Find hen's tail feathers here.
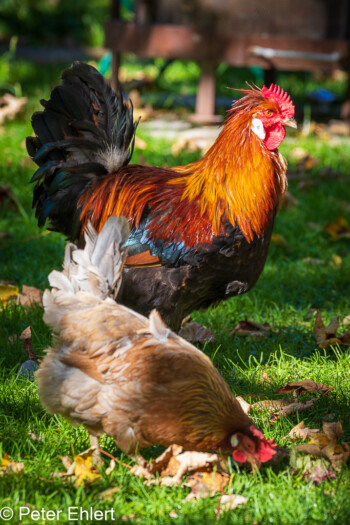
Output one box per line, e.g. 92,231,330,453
43,216,129,331
26,61,139,240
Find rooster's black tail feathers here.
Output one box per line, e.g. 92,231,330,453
26,61,138,240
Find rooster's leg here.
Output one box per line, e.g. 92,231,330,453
89,434,101,464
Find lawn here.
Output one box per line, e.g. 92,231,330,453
0,59,350,524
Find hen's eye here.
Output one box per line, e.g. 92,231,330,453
265,110,273,117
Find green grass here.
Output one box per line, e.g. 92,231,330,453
0,60,350,524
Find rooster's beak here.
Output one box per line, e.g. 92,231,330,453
283,117,297,129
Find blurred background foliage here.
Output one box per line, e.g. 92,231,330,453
0,0,111,47
0,0,348,119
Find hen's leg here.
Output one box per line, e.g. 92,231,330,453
89,434,101,464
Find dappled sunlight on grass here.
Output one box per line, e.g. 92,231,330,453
0,59,350,524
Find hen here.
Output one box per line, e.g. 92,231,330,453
37,217,276,469
27,62,296,330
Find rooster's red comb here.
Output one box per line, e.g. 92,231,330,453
261,84,295,119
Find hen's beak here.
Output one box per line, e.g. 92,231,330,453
283,117,297,129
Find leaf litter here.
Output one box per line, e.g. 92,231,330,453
237,379,333,421
179,318,216,344
289,421,349,483
0,453,25,475
314,311,350,348
232,319,272,339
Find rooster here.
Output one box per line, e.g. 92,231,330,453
37,216,277,469
27,62,296,330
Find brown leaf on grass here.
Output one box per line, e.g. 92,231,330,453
251,398,290,411
314,311,350,349
184,471,229,500
276,379,333,395
0,283,19,305
179,322,216,344
133,445,227,488
0,94,27,123
290,448,336,484
60,456,73,472
232,320,271,339
323,421,343,441
252,398,317,419
324,216,350,240
287,421,321,441
294,421,349,472
215,494,248,517
278,398,318,417
0,453,25,475
17,285,43,307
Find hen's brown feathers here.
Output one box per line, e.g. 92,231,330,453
37,217,275,463
40,299,250,452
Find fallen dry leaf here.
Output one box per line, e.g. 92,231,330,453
0,94,27,123
314,311,350,349
324,216,350,240
132,445,227,488
216,494,248,517
17,285,43,307
232,319,271,339
251,399,290,411
276,379,333,395
73,455,101,486
252,398,317,419
287,421,321,441
290,448,336,484
60,456,73,472
294,421,349,473
0,453,25,475
278,398,318,418
55,451,102,486
184,470,229,500
0,283,19,305
179,322,216,344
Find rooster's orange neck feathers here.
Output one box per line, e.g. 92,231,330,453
172,98,287,241
80,90,288,247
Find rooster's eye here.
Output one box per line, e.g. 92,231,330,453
265,110,273,117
